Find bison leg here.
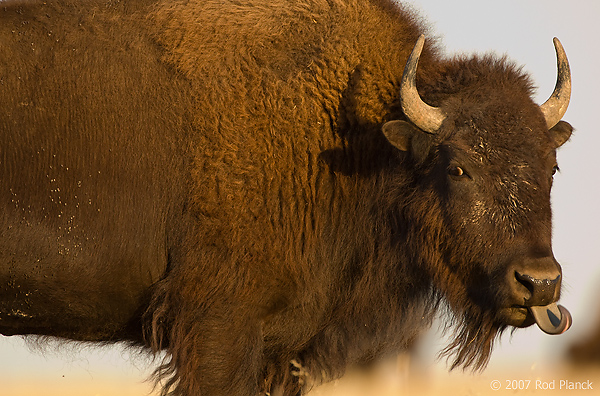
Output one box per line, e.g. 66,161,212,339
156,302,265,396
147,228,273,395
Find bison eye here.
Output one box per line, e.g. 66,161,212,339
552,164,560,176
448,165,467,178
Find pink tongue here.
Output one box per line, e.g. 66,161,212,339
529,303,572,335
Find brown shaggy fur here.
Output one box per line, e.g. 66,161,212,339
0,1,573,395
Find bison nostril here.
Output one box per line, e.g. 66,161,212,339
515,271,534,299
515,272,561,306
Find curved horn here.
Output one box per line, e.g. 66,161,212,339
400,35,446,133
540,38,571,129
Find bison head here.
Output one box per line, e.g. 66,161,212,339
382,36,572,368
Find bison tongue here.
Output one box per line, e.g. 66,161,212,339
529,303,572,335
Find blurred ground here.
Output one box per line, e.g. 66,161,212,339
3,352,599,396
309,358,600,396
3,322,599,396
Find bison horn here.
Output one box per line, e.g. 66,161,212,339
400,35,446,133
539,38,571,129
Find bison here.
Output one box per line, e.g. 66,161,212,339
570,318,600,366
0,0,573,395
569,288,600,365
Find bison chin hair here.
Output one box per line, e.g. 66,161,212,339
438,301,508,371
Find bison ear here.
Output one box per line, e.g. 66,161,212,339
382,120,421,152
549,120,573,148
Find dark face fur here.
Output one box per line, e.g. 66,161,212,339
383,63,573,368
435,98,563,318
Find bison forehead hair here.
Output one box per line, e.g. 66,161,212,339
0,0,573,395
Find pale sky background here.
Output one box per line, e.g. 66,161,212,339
1,1,599,395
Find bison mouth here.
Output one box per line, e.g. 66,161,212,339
501,303,571,334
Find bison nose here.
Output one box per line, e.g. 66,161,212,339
515,272,561,306
511,256,562,306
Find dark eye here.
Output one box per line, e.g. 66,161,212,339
552,165,559,176
448,166,467,178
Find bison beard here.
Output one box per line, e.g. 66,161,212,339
0,0,573,395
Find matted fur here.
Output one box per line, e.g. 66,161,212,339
0,0,573,395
